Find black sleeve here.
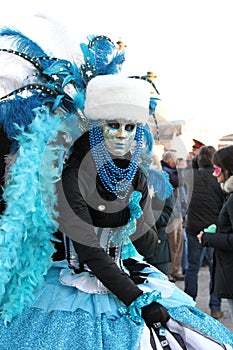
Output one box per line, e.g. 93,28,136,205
73,242,143,306
202,197,233,251
202,232,233,251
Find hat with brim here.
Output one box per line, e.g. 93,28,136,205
84,74,152,123
192,139,205,149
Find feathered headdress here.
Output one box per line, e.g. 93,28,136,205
0,29,125,140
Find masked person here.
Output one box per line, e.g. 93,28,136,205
0,29,232,350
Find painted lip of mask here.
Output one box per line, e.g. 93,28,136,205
213,165,222,177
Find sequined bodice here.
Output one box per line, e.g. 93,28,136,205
65,228,124,274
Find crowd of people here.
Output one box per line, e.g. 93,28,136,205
149,139,233,326
0,23,232,350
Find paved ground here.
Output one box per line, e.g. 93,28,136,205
175,265,233,333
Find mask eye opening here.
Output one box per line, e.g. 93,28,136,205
107,122,120,130
125,123,136,132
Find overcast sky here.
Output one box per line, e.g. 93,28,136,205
0,0,232,144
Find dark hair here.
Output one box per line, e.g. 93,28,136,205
213,145,233,176
197,146,216,168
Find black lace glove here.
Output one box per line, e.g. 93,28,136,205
141,301,170,327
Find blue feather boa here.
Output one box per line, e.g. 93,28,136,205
0,106,65,323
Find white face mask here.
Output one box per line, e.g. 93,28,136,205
102,120,137,156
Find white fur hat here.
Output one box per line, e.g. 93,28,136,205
84,74,152,123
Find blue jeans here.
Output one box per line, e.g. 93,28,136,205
184,234,221,311
182,228,188,274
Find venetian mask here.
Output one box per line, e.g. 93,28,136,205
102,119,137,156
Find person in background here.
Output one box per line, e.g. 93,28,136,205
190,138,209,268
145,145,175,276
197,145,233,323
184,146,224,319
161,150,187,282
192,139,205,158
176,157,189,276
189,138,206,169
137,124,175,277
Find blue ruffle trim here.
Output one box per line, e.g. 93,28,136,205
24,260,189,317
30,261,193,318
110,190,142,246
32,263,125,318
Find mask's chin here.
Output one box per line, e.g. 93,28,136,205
105,140,136,157
106,144,130,157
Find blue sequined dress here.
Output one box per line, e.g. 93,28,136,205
0,235,233,350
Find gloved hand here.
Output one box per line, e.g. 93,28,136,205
141,301,170,327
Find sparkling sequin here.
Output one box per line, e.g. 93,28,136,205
0,309,143,350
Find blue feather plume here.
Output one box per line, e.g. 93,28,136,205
0,28,48,58
91,36,125,75
80,43,95,66
143,124,154,156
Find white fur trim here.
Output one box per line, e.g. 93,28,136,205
84,75,151,123
221,175,233,193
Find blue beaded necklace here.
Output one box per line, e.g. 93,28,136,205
89,121,144,199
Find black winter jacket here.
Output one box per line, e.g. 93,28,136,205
185,167,224,236
57,131,158,306
201,176,233,298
